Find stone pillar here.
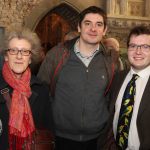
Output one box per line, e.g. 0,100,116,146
107,0,128,15
120,0,128,15
145,0,150,17
106,0,116,15
115,0,120,15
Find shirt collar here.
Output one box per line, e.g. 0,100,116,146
74,38,100,55
130,65,150,78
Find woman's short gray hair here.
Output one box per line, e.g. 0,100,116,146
1,27,42,64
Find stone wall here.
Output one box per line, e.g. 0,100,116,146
0,0,100,31
0,0,150,50
0,0,41,31
106,0,150,51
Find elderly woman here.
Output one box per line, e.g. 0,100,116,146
0,28,53,150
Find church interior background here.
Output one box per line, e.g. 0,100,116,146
0,0,150,57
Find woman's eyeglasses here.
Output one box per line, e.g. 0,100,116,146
7,48,31,56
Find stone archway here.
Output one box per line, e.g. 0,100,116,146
35,3,79,52
24,0,80,30
24,1,81,52
24,0,102,30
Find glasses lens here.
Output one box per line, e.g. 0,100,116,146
8,49,17,55
8,49,31,56
22,50,31,56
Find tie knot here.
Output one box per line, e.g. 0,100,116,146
132,74,139,81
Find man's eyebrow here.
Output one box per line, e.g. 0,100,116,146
97,21,104,24
83,20,104,24
83,20,91,23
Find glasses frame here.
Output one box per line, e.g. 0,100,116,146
128,44,150,53
7,48,32,56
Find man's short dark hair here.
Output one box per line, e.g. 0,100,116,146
78,6,107,29
127,25,150,47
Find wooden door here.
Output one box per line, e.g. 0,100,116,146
35,3,79,53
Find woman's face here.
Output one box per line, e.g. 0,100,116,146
5,38,32,78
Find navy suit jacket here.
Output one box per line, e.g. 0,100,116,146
109,70,150,150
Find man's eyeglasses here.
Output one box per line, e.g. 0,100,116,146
7,48,31,56
128,44,150,52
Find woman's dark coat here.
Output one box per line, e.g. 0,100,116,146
0,73,53,150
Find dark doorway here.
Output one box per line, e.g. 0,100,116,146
35,3,79,53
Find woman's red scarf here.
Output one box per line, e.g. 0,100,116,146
2,62,35,150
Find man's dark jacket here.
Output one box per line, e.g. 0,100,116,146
38,38,114,143
108,70,150,150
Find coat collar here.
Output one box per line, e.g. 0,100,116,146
64,37,106,55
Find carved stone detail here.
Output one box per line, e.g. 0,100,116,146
107,17,150,29
107,0,148,17
106,16,150,49
128,1,144,16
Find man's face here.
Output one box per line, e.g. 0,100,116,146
78,13,107,45
128,34,150,70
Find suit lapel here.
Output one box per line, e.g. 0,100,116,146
137,76,150,118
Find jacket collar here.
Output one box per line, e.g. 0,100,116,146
64,37,106,55
64,37,78,51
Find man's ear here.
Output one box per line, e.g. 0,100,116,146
77,24,81,33
103,26,107,36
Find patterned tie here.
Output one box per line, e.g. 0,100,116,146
116,74,139,149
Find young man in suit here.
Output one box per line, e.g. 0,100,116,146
109,25,150,150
